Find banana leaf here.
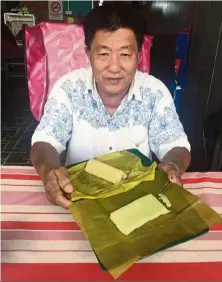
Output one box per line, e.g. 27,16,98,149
69,150,157,201
68,150,222,279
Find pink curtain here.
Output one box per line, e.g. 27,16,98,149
25,23,153,121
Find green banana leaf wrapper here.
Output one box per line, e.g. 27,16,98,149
69,150,157,201
68,150,222,279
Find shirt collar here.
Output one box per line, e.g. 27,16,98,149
127,71,142,102
85,67,142,102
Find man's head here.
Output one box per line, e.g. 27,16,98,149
83,3,145,98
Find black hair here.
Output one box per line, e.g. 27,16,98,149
83,2,145,51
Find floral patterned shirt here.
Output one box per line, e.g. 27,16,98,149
32,67,190,165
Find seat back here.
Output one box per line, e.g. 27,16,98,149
25,22,152,121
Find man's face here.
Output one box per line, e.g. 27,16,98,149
88,28,139,97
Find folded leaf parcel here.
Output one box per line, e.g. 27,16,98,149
68,150,222,279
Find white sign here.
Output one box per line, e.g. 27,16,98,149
48,1,63,21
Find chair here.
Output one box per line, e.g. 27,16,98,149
25,22,153,121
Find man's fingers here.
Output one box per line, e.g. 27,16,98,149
46,191,53,203
55,192,72,209
48,185,71,209
45,180,72,209
54,168,73,193
158,163,183,187
168,173,183,187
168,173,177,182
43,166,73,210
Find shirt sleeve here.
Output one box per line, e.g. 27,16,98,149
31,78,73,154
148,79,191,161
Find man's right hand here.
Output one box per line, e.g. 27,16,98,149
42,166,74,209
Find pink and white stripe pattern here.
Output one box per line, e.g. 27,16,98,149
1,166,222,281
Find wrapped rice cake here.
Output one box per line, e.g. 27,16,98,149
69,150,222,279
110,194,170,235
85,159,127,184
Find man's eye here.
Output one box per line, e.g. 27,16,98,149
121,53,131,57
99,53,109,56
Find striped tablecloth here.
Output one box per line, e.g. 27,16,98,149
1,166,222,281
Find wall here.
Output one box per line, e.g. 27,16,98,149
20,1,92,23
63,1,92,17
142,1,192,35
141,1,193,87
20,1,49,23
180,1,222,171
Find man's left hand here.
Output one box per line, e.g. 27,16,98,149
158,163,183,187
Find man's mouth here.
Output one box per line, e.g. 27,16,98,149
105,78,123,84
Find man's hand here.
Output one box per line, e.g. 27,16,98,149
30,143,73,209
158,163,183,187
42,166,73,209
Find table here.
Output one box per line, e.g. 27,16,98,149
1,166,222,281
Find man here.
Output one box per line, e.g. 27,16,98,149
31,3,191,209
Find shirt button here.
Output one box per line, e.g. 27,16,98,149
109,146,112,150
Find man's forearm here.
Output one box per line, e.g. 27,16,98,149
30,142,61,179
161,147,191,174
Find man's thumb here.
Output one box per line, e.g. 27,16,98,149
168,173,177,183
54,168,73,193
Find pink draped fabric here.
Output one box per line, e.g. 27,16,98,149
25,23,153,121
138,35,153,73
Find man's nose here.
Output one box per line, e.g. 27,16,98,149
107,54,122,73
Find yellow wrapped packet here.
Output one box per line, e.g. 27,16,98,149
85,158,128,184
68,151,157,201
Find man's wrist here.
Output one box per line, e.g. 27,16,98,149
159,162,181,175
160,147,191,175
166,161,181,174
